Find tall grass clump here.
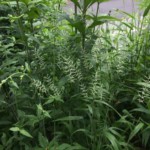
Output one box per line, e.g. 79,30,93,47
0,0,150,149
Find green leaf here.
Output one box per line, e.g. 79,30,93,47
43,110,51,118
132,108,150,115
10,80,19,89
54,116,83,122
10,127,20,132
88,15,120,28
88,20,104,28
20,129,33,138
97,16,121,22
44,95,63,105
71,0,81,9
68,20,85,34
143,3,150,17
122,22,133,30
142,126,150,147
25,115,39,127
8,14,24,22
44,97,54,105
20,0,31,5
94,100,121,117
115,9,135,19
105,131,119,150
25,62,31,73
3,59,18,67
70,143,87,150
38,133,49,148
72,129,90,138
57,143,71,150
86,104,93,114
137,82,150,88
37,104,51,118
128,122,144,141
27,7,40,20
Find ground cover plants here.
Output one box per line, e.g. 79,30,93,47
0,0,150,149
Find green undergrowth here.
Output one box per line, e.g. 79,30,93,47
0,0,150,149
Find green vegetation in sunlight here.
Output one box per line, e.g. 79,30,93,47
136,0,150,9
0,0,150,149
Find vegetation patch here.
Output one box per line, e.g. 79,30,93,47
0,0,150,149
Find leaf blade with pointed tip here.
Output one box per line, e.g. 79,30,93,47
20,129,33,138
128,122,144,142
143,3,150,17
88,16,121,28
10,127,20,132
137,82,150,88
54,116,83,122
71,0,81,9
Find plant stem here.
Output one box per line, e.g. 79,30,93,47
74,3,77,34
15,0,30,63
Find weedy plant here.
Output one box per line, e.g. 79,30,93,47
0,0,150,150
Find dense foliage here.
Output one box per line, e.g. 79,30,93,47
0,0,150,149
